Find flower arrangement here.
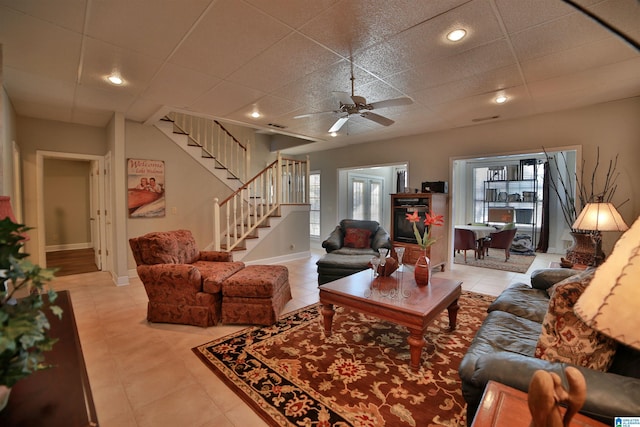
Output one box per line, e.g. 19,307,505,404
406,211,444,250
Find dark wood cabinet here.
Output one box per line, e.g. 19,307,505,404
390,193,448,270
0,290,98,427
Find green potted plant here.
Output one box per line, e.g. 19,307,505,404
0,217,61,411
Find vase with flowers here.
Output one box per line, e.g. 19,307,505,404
406,211,444,286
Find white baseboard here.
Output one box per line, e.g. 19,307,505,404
243,251,311,266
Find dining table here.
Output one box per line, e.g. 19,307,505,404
454,225,498,259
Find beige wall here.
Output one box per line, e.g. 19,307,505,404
308,97,640,255
43,158,91,248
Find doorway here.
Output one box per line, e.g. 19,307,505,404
337,163,408,233
36,151,106,272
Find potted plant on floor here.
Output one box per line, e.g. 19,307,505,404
0,217,61,411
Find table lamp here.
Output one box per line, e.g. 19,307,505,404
571,201,628,266
0,196,18,222
574,215,640,351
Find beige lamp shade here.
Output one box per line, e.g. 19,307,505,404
572,202,628,232
574,215,640,350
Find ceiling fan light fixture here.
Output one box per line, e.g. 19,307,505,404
495,95,508,104
330,131,337,137
251,111,261,118
446,29,467,42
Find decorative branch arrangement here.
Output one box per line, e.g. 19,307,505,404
544,147,629,231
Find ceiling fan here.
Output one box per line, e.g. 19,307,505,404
294,73,413,134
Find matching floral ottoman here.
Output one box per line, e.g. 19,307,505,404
221,265,291,325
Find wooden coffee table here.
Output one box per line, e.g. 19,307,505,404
319,269,462,370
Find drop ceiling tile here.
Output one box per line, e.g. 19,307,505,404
494,0,581,33
80,37,162,93
226,32,343,93
75,84,137,113
4,67,76,107
141,63,221,108
521,36,639,83
0,7,82,81
12,97,73,124
299,0,472,57
226,95,299,125
510,12,614,61
528,57,640,112
353,0,506,79
412,64,523,107
244,0,339,29
589,0,640,38
0,0,88,33
86,0,211,59
169,0,292,78
191,81,265,117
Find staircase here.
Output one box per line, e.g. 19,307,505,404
155,112,309,259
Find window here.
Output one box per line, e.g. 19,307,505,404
309,172,320,237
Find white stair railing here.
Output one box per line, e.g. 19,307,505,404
213,153,309,252
166,112,249,182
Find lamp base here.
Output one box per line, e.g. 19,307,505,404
566,231,604,266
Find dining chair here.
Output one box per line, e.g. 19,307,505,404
454,228,477,263
487,228,518,261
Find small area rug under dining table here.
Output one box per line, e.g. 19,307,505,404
192,291,494,426
453,251,536,273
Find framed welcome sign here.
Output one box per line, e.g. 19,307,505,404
127,158,165,218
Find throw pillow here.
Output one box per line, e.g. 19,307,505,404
535,270,618,371
343,228,372,249
545,268,595,297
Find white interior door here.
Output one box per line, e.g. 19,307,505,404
90,161,102,269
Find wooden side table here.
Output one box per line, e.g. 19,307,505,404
471,381,607,427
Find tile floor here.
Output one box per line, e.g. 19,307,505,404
49,249,559,427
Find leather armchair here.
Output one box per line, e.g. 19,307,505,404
129,229,244,327
316,219,392,285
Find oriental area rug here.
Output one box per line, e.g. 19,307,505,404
192,291,494,427
453,252,535,273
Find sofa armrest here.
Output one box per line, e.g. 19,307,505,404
322,226,343,252
199,251,233,262
469,352,640,423
371,227,391,251
530,268,582,290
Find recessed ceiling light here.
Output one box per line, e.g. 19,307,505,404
107,75,123,85
495,95,508,104
447,29,467,42
251,111,261,118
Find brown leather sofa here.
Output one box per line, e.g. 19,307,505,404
129,229,244,327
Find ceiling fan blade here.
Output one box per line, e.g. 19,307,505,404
368,96,413,110
328,116,349,133
360,111,394,126
332,91,355,106
294,110,337,119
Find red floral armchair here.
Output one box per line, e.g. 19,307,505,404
129,229,244,327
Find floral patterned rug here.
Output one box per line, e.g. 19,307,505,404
193,291,494,427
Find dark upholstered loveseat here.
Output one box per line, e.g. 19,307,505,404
316,219,392,285
459,268,640,425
